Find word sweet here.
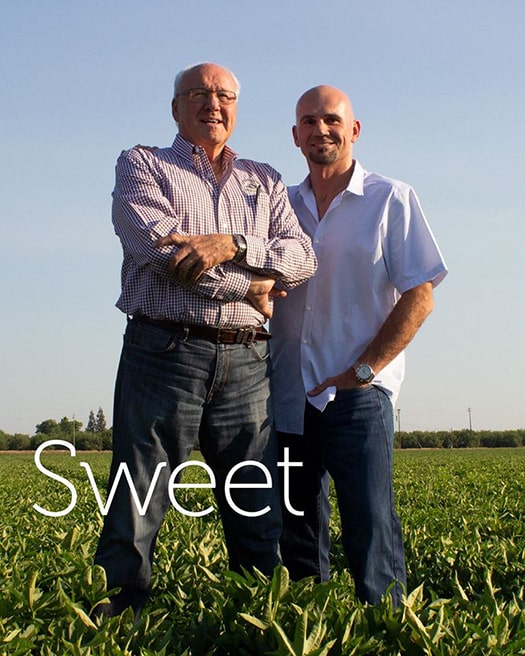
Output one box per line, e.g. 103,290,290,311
32,439,304,518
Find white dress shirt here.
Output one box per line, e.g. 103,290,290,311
270,161,448,434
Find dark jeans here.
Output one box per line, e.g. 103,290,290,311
278,385,406,605
95,319,282,609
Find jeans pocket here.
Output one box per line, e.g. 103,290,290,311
125,321,179,354
334,385,373,400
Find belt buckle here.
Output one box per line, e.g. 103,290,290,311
235,327,257,345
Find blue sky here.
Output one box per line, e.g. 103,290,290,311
1,0,524,435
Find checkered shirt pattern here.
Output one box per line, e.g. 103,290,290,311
112,135,316,328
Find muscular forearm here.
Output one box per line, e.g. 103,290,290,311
308,282,434,396
358,282,435,374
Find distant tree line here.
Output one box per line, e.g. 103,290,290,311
0,408,113,451
1,416,524,451
394,429,525,449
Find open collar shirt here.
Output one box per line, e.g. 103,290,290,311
270,160,448,434
112,134,316,328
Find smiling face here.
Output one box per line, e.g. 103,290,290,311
293,86,360,172
172,63,238,161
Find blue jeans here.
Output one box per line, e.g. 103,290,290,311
95,318,282,606
278,385,406,605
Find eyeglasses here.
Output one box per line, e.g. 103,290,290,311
177,87,238,105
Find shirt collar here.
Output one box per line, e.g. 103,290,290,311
172,133,238,166
346,160,365,196
298,159,365,199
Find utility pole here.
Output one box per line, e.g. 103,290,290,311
467,407,472,432
73,413,76,448
396,408,401,433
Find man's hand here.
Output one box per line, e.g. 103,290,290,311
155,233,237,284
246,275,287,320
307,369,365,397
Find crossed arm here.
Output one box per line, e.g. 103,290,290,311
154,232,286,319
155,233,240,283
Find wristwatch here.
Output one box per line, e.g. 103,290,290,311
353,362,375,384
231,234,247,263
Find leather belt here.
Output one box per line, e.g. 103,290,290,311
133,316,271,345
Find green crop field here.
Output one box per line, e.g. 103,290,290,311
1,448,524,655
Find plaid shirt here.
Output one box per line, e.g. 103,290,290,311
112,135,316,328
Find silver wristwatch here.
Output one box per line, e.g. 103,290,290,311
231,234,247,263
353,363,375,384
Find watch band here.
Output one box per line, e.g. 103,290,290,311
231,234,247,263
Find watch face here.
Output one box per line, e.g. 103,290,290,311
356,364,374,382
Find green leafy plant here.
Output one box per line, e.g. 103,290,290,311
1,449,524,654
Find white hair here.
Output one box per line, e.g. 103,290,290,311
173,62,241,99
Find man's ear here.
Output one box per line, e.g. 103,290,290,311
171,98,179,123
352,119,361,143
292,125,299,147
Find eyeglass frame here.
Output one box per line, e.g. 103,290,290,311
176,87,238,105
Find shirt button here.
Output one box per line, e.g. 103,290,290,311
306,306,312,311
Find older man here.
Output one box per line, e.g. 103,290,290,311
271,85,447,605
94,63,316,619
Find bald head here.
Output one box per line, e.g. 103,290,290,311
293,85,361,170
295,85,355,123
